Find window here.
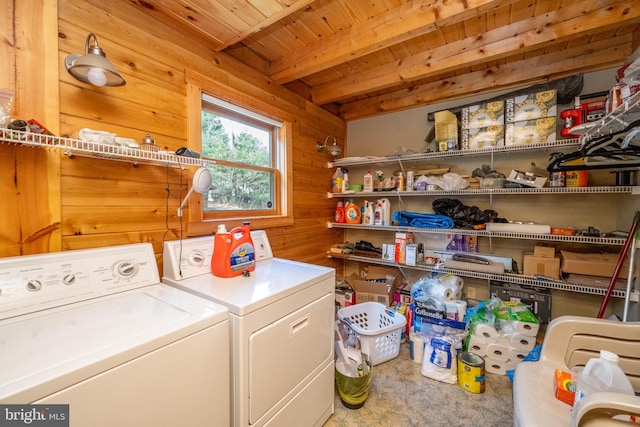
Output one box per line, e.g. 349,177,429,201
185,72,293,234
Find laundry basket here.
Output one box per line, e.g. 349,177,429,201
337,302,407,366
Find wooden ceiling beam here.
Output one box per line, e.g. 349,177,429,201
269,0,519,83
338,35,632,120
313,0,640,105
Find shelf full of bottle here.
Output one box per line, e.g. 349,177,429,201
0,128,210,168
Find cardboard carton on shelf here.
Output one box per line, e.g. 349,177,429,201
349,265,401,306
523,253,561,280
461,100,505,129
505,89,557,123
560,250,629,279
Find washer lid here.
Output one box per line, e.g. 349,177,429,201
163,258,334,316
0,284,228,402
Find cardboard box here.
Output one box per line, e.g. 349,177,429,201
523,254,561,280
381,243,395,261
490,281,552,324
434,110,459,151
506,169,548,188
461,125,505,150
335,286,355,308
461,101,505,129
560,251,628,279
405,243,424,266
394,281,413,305
395,232,415,264
445,234,478,252
505,117,556,146
534,244,556,258
347,272,397,306
554,369,575,406
505,89,557,122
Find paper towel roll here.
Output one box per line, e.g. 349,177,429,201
485,358,508,375
509,348,529,363
500,320,540,337
506,333,536,352
467,336,488,357
456,300,467,321
425,282,457,301
472,323,499,343
487,343,510,362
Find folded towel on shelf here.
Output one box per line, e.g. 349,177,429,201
392,211,455,229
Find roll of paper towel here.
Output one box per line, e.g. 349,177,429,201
485,358,508,375
467,336,488,357
499,320,540,337
456,300,467,321
506,333,536,351
487,343,510,362
509,348,529,363
472,323,499,343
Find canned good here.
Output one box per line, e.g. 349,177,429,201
406,171,414,191
458,351,485,393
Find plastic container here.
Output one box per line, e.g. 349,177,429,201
363,201,374,225
332,168,343,193
345,199,361,224
341,168,350,193
573,350,634,409
211,222,256,278
363,171,374,192
337,302,407,366
335,201,346,223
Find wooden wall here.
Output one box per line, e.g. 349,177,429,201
1,0,345,271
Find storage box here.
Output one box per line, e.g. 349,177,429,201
505,117,556,146
434,110,459,152
506,169,548,188
350,265,401,305
405,243,424,266
505,89,557,122
394,281,412,305
534,244,556,258
395,232,415,264
560,251,629,279
381,243,396,261
445,234,478,252
554,369,575,406
461,125,505,150
489,281,552,324
523,254,561,280
461,101,505,129
335,282,355,309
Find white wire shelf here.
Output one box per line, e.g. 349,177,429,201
0,128,210,168
327,185,637,198
328,139,581,168
327,253,632,298
327,222,627,245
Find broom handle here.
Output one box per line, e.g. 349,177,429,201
597,210,640,318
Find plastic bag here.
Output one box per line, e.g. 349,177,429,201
424,173,469,191
0,89,15,128
432,198,501,228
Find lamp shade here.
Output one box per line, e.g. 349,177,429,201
65,33,126,87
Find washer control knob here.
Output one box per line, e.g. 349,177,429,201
26,280,43,292
62,273,76,286
188,251,205,267
114,261,138,278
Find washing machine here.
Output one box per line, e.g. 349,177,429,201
0,243,230,427
162,231,335,427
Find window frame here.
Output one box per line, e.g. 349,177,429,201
185,70,293,236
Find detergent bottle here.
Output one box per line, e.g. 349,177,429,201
335,201,346,223
345,199,361,224
211,222,256,278
332,168,344,193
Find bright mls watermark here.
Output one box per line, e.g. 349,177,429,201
0,405,69,426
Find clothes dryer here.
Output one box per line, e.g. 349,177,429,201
162,231,335,427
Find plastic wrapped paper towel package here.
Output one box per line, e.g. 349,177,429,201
463,298,539,376
485,222,551,234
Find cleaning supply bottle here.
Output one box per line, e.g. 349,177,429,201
374,200,383,226
363,200,374,225
572,350,634,418
380,198,391,225
345,199,361,224
211,222,256,278
363,171,374,192
332,167,344,193
342,168,350,193
397,172,405,192
335,201,346,223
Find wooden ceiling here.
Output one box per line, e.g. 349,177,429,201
129,0,639,120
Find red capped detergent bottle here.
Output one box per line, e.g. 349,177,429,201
212,222,256,278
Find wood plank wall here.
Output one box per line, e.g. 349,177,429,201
1,0,345,273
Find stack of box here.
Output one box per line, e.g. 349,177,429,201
523,244,561,280
461,101,505,150
505,89,557,146
395,232,415,264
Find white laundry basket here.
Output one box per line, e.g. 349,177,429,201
337,302,407,366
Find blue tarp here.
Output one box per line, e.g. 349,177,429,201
392,211,455,229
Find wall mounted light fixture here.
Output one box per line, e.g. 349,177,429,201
316,135,343,158
65,33,126,87
178,167,213,217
